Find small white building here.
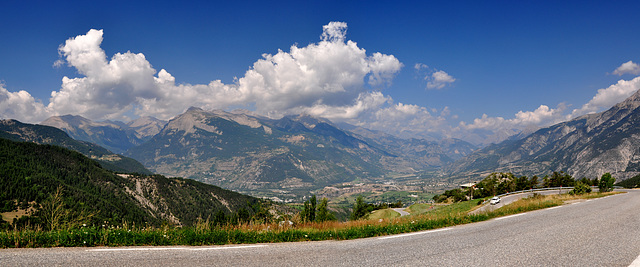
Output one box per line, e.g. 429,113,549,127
460,182,476,189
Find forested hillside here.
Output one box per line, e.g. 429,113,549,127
0,119,151,174
0,138,264,229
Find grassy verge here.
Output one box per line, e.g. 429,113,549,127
0,192,618,248
406,203,435,214
367,209,400,220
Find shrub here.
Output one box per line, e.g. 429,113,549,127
599,173,615,192
570,182,591,195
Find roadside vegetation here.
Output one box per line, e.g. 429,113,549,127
0,138,622,248
0,190,618,248
433,171,614,203
350,195,403,220
616,173,640,188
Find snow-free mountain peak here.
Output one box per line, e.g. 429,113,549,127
449,88,640,181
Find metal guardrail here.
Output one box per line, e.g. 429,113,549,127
496,186,573,198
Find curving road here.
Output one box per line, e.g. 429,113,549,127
3,190,640,266
471,188,573,214
392,208,410,216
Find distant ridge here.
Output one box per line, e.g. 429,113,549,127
449,88,640,181
40,115,167,154
34,109,477,197
125,108,388,193
0,119,151,174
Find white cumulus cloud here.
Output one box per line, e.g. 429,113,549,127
458,74,640,145
427,70,456,89
321,21,348,42
613,61,640,76
7,22,637,148
570,76,640,117
48,29,162,120
0,83,49,122
44,23,402,121
293,91,391,120
461,104,567,131
415,63,455,90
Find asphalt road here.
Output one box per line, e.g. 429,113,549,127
3,190,640,266
472,188,573,214
392,207,410,216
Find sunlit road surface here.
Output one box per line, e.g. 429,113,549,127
2,190,640,266
471,188,573,214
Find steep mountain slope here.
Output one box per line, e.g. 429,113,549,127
40,115,145,154
449,88,640,181
0,138,260,227
126,108,387,194
0,119,150,174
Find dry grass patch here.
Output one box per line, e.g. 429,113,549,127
367,209,400,220
1,201,37,224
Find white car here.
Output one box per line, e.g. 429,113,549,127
490,196,501,205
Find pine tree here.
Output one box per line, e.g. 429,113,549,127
309,195,316,222
350,195,367,221
316,197,335,222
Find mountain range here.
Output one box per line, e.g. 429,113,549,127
343,125,476,171
40,115,166,154
126,107,390,194
29,88,640,198
34,108,475,198
448,88,640,181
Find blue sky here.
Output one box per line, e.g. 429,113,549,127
1,1,639,144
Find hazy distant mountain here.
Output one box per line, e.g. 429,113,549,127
449,89,640,181
36,108,480,195
344,125,476,171
125,107,389,194
126,116,167,140
0,119,151,174
40,115,144,154
506,125,541,141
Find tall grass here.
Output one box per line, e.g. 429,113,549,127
0,192,618,248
